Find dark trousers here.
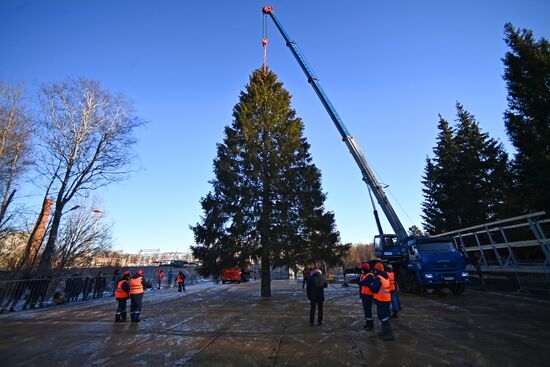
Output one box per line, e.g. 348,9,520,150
375,299,391,324
116,298,127,316
130,293,143,319
178,282,185,292
309,300,323,324
361,296,373,322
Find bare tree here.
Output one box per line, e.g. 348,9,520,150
35,79,144,275
53,202,113,269
0,81,33,232
342,243,375,268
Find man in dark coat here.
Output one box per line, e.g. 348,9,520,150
307,267,328,326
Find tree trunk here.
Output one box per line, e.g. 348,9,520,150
35,201,63,276
260,240,271,297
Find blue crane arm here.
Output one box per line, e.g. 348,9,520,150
263,6,408,242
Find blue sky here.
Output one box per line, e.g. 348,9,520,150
1,1,549,253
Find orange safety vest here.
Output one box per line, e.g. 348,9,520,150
388,271,396,292
373,275,391,302
115,279,129,299
130,277,144,295
360,273,374,296
177,274,184,283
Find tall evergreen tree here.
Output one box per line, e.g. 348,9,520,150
503,23,550,213
191,69,347,297
422,104,510,234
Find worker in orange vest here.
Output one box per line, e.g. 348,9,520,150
114,271,131,322
177,271,186,292
385,264,401,318
130,269,144,322
349,262,375,330
369,262,394,341
157,268,164,289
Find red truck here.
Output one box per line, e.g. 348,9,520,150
221,268,242,284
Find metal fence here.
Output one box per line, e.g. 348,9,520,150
436,211,550,294
0,266,200,313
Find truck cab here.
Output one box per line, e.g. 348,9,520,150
375,235,469,293
221,268,242,284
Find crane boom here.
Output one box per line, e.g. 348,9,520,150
262,6,408,242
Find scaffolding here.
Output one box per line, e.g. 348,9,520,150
436,211,550,294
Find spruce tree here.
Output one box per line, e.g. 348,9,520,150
191,69,347,297
422,105,510,234
503,23,550,213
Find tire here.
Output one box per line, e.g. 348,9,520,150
449,283,465,295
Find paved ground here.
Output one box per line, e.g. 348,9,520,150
0,280,549,366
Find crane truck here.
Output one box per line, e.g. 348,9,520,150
262,6,469,294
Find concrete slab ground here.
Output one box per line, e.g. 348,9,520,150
0,280,549,366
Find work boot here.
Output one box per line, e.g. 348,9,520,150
114,314,121,322
121,312,127,321
363,319,374,330
133,312,141,323
380,322,395,341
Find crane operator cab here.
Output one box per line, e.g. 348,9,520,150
374,234,405,259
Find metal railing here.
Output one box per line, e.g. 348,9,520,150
0,267,200,313
436,211,550,294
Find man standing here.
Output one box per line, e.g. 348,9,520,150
177,271,186,292
306,267,327,326
302,267,310,289
369,263,394,341
385,264,401,318
115,271,130,322
130,269,144,323
349,262,375,330
167,269,174,288
157,268,164,289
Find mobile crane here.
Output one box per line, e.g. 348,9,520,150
262,6,469,294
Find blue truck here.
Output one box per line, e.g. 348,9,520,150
263,6,469,294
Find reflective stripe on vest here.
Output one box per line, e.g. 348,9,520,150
388,271,396,291
130,277,144,294
115,279,129,299
373,275,391,302
360,273,373,295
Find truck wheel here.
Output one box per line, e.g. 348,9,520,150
449,283,465,295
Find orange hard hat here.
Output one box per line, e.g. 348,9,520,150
361,262,370,271
136,269,144,276
123,271,131,276
374,263,385,272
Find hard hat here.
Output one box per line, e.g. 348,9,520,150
136,269,144,276
385,264,394,272
374,262,385,272
123,271,131,276
360,262,370,271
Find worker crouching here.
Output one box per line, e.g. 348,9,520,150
349,262,375,330
115,271,131,322
369,263,395,341
130,269,145,323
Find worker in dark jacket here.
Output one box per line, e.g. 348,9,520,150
115,271,131,322
307,267,328,326
349,262,375,329
130,269,144,322
302,267,310,289
369,262,394,341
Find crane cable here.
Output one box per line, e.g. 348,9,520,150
262,12,268,76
